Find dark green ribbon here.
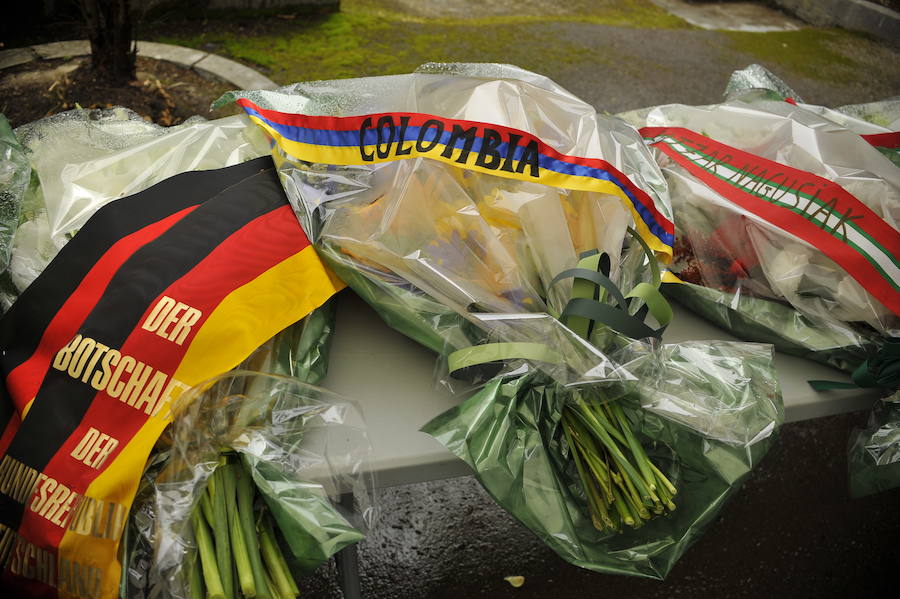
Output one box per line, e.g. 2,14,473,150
550,266,628,310
447,228,673,375
561,297,659,340
553,229,671,341
808,338,900,391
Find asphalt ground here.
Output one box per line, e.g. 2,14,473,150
130,0,900,112
303,413,900,598
367,0,900,110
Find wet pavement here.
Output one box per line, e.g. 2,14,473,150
356,0,900,112
302,412,899,598
650,0,803,32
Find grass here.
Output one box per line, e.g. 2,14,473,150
723,28,865,84
148,0,891,96
152,0,688,84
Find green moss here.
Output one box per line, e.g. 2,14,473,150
723,29,864,83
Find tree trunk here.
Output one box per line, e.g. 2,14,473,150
80,0,136,85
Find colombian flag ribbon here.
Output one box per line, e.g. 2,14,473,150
236,100,675,261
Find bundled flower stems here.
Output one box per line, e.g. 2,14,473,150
564,394,677,531
190,452,300,599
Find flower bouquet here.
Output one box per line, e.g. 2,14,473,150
619,65,900,495
221,63,783,578
0,108,349,597
140,371,374,599
618,65,899,374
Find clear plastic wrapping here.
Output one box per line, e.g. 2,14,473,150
0,115,29,275
424,339,780,579
120,300,340,599
15,108,270,245
848,393,900,497
146,371,373,599
1,106,350,596
0,114,32,312
301,155,651,390
619,66,900,370
636,341,781,446
622,65,899,501
233,60,680,389
6,108,270,302
226,63,783,578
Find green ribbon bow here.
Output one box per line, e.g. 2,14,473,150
808,338,900,391
448,228,672,375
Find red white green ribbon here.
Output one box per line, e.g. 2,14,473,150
640,127,900,316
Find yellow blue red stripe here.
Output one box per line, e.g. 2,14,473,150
237,99,675,259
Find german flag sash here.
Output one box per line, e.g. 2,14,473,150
0,157,344,598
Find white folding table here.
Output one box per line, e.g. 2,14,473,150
321,291,882,489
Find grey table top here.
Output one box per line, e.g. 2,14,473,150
320,292,880,489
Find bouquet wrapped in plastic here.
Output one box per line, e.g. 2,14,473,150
2,107,271,311
0,108,346,597
618,65,899,376
221,63,783,578
119,300,339,598
619,65,900,495
138,371,373,599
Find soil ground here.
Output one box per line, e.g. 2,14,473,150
0,56,239,128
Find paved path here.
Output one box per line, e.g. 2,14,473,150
0,40,277,90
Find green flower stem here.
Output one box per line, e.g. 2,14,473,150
283,552,301,596
610,486,635,527
618,463,650,519
564,421,610,530
237,464,271,599
649,461,678,497
564,413,614,502
574,396,628,447
192,510,226,599
581,449,617,507
563,389,679,530
221,458,236,517
577,406,655,504
230,509,255,597
222,460,256,598
201,489,215,528
654,477,671,506
593,486,616,531
259,514,299,598
262,566,279,599
610,463,641,520
190,553,204,599
654,477,676,511
210,467,235,599
610,403,658,494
